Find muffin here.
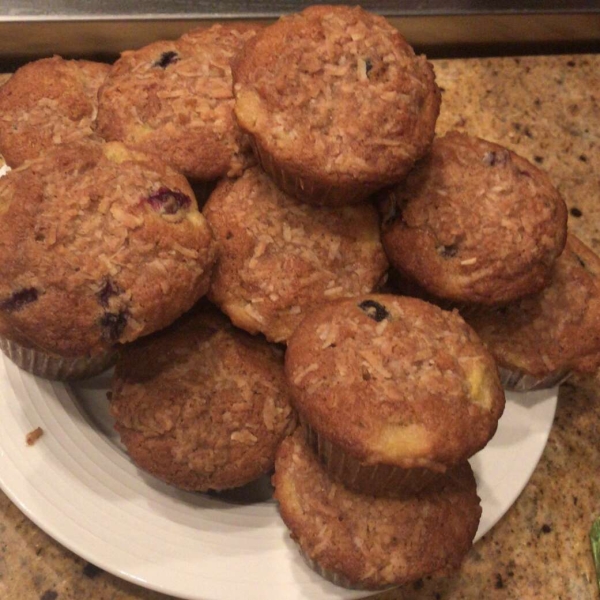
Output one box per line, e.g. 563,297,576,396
0,56,109,168
285,294,505,495
273,428,481,590
96,24,260,181
381,131,568,305
233,5,440,206
110,306,295,492
203,166,388,343
0,141,216,379
464,234,600,391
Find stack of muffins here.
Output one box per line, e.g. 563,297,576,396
0,3,599,592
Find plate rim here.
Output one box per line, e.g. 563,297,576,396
0,354,558,600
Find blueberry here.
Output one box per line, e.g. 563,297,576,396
437,244,458,258
365,58,373,76
358,299,389,323
145,187,191,215
0,288,38,312
154,51,179,69
483,150,509,167
100,311,128,342
96,278,121,308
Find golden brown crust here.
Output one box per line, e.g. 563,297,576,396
0,141,216,357
381,131,568,305
285,294,505,469
273,429,481,589
0,56,109,167
110,307,295,491
96,24,260,180
465,234,600,377
233,5,440,205
203,166,388,343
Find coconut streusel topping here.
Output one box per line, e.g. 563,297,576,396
381,131,568,305
465,234,600,377
96,24,260,180
203,167,389,343
0,56,109,167
273,429,481,589
111,307,295,491
234,5,439,181
0,141,216,357
285,295,505,468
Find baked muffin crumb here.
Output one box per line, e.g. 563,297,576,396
0,56,109,167
204,166,388,342
382,131,568,304
111,307,296,491
273,428,481,589
0,140,216,361
285,294,504,494
96,24,260,180
233,5,440,205
465,234,600,382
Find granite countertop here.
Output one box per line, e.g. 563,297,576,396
0,53,599,600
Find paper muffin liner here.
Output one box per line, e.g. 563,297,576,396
0,336,117,380
302,419,443,497
250,138,378,207
298,547,393,591
498,366,572,392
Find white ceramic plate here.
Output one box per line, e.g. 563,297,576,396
0,354,557,600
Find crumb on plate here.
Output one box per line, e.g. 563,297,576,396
26,427,44,446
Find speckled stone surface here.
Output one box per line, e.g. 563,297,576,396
0,54,599,600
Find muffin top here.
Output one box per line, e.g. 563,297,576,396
111,307,295,491
0,56,109,167
96,24,259,180
233,5,439,195
273,429,481,589
285,294,505,470
0,141,216,357
203,166,388,343
381,131,568,305
465,234,600,377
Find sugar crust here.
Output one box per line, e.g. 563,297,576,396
273,429,481,589
0,141,216,357
0,56,109,167
204,166,388,343
466,234,600,377
285,294,505,469
96,24,260,180
111,307,295,491
382,131,568,304
233,5,440,204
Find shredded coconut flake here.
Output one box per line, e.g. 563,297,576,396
293,363,319,385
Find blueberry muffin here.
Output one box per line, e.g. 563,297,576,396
285,294,505,495
96,24,260,181
0,56,109,167
273,428,481,590
233,5,440,206
381,131,568,305
464,234,600,390
0,141,216,379
204,166,388,343
111,306,295,491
